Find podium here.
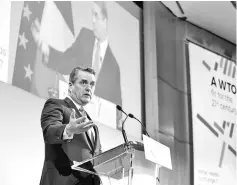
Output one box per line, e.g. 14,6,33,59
71,141,163,185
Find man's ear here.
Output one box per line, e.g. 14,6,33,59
69,82,73,92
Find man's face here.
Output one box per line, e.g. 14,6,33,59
70,71,96,106
92,2,107,41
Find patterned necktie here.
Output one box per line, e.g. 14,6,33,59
79,107,95,144
93,41,102,78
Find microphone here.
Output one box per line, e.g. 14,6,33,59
117,105,150,137
116,105,129,145
121,114,129,145
128,114,150,137
116,105,127,115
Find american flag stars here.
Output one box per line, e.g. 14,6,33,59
12,1,45,92
24,64,33,81
23,4,32,21
18,32,28,50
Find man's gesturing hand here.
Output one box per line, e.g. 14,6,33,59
66,109,95,135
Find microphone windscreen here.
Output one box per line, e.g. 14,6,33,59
116,105,122,111
128,114,134,118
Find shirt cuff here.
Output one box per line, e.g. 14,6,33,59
63,126,74,140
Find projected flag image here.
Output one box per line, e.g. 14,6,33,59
10,1,142,134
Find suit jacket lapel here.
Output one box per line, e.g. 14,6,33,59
64,97,94,152
93,125,99,154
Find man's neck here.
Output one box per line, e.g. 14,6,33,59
67,95,83,109
97,35,108,43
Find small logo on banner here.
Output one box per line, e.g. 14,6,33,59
197,114,236,168
202,57,236,79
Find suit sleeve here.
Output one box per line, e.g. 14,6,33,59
46,28,87,74
41,99,67,144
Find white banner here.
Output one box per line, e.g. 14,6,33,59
189,43,236,185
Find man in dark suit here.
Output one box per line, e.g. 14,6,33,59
31,1,122,107
40,67,102,185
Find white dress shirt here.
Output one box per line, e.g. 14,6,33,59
92,38,109,67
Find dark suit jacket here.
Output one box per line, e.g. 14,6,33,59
40,97,102,185
47,27,122,106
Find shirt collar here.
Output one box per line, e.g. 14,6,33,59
67,95,82,110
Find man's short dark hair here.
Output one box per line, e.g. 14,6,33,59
69,66,96,84
95,1,108,20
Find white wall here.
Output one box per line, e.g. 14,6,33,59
0,81,141,185
0,81,45,185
